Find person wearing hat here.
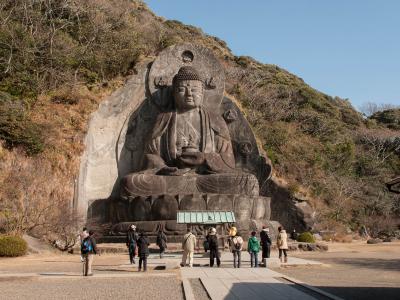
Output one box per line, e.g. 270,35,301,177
228,226,243,268
260,225,272,267
208,227,221,267
126,224,138,264
181,227,197,267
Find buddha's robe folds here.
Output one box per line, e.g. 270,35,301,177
121,107,259,197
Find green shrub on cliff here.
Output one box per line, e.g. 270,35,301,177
0,93,44,155
297,232,316,243
0,235,28,257
0,0,143,99
369,109,400,130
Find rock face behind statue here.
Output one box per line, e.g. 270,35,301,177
110,44,272,236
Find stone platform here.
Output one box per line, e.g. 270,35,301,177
105,193,271,241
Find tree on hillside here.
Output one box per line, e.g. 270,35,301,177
360,101,399,116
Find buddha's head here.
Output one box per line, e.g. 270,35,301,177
172,66,204,111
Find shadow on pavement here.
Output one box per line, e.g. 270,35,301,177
226,282,400,300
316,285,400,300
95,268,134,273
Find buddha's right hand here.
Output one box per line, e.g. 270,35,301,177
156,166,179,175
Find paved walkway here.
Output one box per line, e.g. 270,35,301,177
182,267,317,300
180,252,325,300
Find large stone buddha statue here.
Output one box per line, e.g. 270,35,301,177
121,66,259,200
104,44,272,237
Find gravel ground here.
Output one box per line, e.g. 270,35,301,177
0,276,183,300
0,253,170,273
271,241,400,300
0,252,184,300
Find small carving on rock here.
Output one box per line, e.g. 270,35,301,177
239,141,253,156
154,76,167,88
205,77,216,89
182,50,194,63
223,109,238,123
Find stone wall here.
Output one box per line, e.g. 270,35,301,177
76,62,149,221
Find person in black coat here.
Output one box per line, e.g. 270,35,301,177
156,229,167,258
260,225,272,267
207,227,220,267
137,232,150,272
126,224,138,264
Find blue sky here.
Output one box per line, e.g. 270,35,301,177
145,1,399,110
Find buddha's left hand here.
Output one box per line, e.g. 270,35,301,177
179,152,205,166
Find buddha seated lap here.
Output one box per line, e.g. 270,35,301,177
121,171,259,198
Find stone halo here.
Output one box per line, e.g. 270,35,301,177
148,43,225,111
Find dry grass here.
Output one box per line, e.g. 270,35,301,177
0,80,120,238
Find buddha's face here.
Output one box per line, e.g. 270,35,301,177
173,80,204,111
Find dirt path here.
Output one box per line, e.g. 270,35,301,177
272,240,400,300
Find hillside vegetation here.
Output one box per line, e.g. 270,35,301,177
0,0,399,240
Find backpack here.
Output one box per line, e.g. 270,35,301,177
81,238,93,254
233,236,242,251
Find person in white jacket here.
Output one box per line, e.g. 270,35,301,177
277,226,288,263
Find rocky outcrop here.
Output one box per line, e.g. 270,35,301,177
267,176,315,232
76,61,150,221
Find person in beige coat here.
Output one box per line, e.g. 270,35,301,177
277,226,288,263
181,228,197,267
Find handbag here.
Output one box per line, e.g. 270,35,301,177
203,239,210,251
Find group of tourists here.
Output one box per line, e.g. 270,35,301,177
225,225,288,268
180,225,289,268
126,224,167,272
79,224,289,275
